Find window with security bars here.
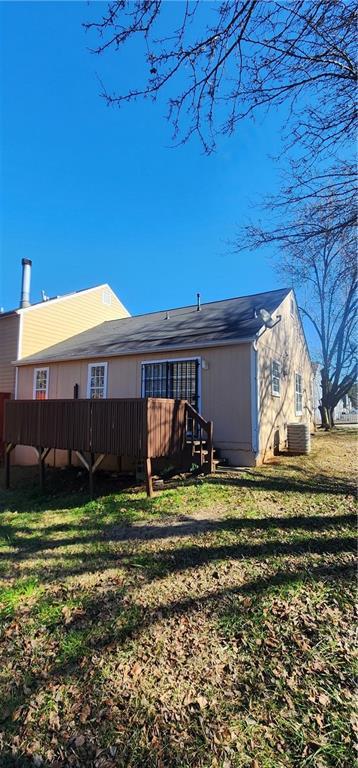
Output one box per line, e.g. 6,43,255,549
271,360,281,397
87,363,107,399
295,372,303,415
141,360,199,409
33,368,49,400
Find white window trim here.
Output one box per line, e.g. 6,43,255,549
141,356,202,413
87,362,108,399
33,367,49,400
295,371,303,416
271,359,281,397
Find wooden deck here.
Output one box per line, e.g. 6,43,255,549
3,398,214,496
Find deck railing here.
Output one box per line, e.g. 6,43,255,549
185,402,214,473
3,397,213,496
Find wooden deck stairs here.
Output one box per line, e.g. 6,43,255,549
188,439,222,473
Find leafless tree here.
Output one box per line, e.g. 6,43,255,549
240,163,356,250
84,2,357,242
85,2,357,397
84,1,356,154
278,209,357,429
348,382,358,409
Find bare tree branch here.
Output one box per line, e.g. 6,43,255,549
270,203,357,427
84,2,357,245
84,1,357,156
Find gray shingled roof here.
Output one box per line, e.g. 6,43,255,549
16,288,291,365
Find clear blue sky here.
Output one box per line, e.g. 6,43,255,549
1,1,287,318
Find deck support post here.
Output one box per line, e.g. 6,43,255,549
207,421,214,474
38,447,51,491
145,457,153,498
89,453,94,498
199,431,204,467
75,451,105,498
38,447,44,490
92,453,105,473
5,443,15,489
75,451,89,472
75,451,92,495
5,448,9,490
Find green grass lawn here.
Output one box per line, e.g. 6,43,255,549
0,430,356,768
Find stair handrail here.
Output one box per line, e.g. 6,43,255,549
184,402,214,473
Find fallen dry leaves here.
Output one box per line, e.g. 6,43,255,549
0,429,356,767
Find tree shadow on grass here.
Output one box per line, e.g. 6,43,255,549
2,506,355,588
0,514,355,586
0,512,355,562
0,556,355,767
207,469,356,497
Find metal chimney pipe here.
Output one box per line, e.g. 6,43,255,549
196,292,201,311
20,258,32,308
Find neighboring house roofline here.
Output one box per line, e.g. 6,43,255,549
13,335,258,367
16,283,129,315
1,283,130,317
0,309,17,319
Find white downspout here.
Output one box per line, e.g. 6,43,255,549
250,340,260,461
14,367,19,400
14,311,24,400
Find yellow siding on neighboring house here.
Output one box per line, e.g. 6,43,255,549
257,291,313,462
20,286,129,359
0,315,19,393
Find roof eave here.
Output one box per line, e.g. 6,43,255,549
13,334,257,367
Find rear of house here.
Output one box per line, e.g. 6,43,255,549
12,288,313,468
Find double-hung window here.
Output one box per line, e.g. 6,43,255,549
87,363,108,399
33,368,49,400
271,360,281,397
295,372,303,415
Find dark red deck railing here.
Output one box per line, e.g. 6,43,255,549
3,398,213,496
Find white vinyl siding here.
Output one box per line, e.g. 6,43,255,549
87,363,108,399
271,360,281,397
295,372,303,415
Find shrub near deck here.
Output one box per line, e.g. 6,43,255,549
0,430,356,768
